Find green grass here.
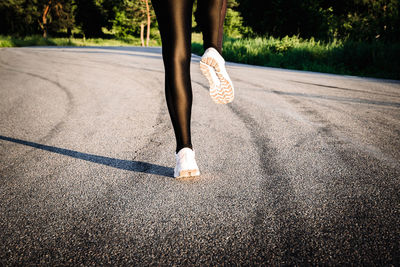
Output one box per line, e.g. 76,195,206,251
0,35,161,47
2,34,399,80
192,34,400,80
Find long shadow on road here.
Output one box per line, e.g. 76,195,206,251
0,135,173,177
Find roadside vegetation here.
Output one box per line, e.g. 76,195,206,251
1,0,399,80
0,35,160,47
193,35,400,80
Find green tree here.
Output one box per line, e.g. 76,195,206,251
224,0,252,37
0,0,35,36
38,0,74,38
324,0,400,41
237,0,400,41
95,0,124,31
112,0,155,45
0,0,74,37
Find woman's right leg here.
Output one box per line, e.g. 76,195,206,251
152,0,195,153
195,0,227,54
196,0,234,104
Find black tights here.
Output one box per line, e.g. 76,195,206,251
152,0,227,153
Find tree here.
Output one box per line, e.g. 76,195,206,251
132,0,154,46
112,0,155,46
0,0,74,37
96,0,124,32
237,0,400,41
323,0,400,41
38,0,74,38
0,0,31,36
144,0,151,46
223,0,253,37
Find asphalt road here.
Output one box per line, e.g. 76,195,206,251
0,46,399,265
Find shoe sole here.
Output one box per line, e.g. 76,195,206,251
199,62,220,104
176,169,200,178
200,57,234,104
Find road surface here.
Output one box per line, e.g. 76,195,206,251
0,46,399,265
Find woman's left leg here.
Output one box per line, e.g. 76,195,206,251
152,0,200,178
152,0,195,153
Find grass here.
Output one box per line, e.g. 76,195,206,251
192,33,400,80
1,34,399,80
0,35,161,47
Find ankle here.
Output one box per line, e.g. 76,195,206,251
176,144,193,154
204,45,222,56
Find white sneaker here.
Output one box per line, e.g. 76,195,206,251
200,47,234,104
174,147,200,178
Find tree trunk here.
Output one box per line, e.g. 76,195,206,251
140,23,145,47
145,0,151,46
42,1,52,38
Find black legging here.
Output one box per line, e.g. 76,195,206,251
152,0,227,153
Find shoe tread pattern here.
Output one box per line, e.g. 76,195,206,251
200,57,234,104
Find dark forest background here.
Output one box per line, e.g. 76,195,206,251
1,0,399,42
